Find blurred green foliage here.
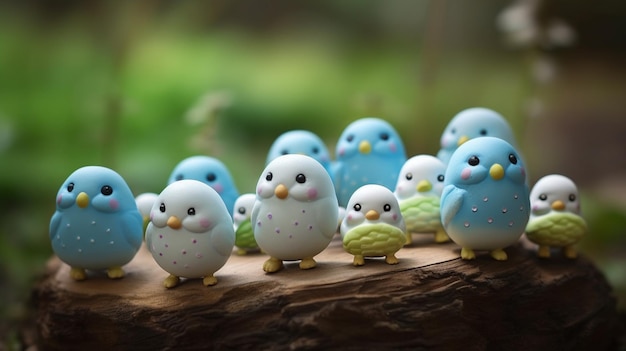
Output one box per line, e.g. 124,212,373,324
0,1,625,348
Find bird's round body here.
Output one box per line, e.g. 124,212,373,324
266,130,333,181
232,193,258,255
168,156,239,217
440,137,530,260
49,166,143,280
341,184,406,266
394,155,449,244
437,107,516,164
252,154,338,273
146,180,235,287
334,117,407,207
526,174,587,258
135,192,158,234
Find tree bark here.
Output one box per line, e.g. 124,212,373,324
33,235,621,350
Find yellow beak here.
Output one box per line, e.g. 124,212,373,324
365,210,380,220
489,164,504,180
274,184,288,200
167,216,182,229
416,180,432,193
551,200,565,211
76,192,89,209
359,140,372,154
457,135,469,146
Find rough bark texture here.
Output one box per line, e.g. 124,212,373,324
33,236,621,350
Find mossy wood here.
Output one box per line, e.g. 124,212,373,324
33,235,620,350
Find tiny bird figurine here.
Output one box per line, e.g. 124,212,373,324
394,155,449,245
440,137,530,261
232,193,259,255
252,154,338,273
437,107,517,164
49,166,143,281
168,155,240,217
146,180,235,288
333,117,407,207
341,184,406,266
525,174,587,259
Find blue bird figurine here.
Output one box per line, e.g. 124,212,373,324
440,137,530,260
49,166,143,280
333,117,406,207
266,130,334,182
168,155,240,217
437,107,517,164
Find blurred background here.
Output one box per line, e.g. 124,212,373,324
1,0,625,347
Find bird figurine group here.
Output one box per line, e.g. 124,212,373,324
49,108,588,288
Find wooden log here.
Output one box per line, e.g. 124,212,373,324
33,235,621,350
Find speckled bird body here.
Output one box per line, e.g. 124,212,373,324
49,166,143,280
437,107,516,164
394,155,448,244
333,118,406,207
146,180,235,288
440,137,530,260
341,184,406,266
168,155,239,217
252,154,338,273
525,174,587,258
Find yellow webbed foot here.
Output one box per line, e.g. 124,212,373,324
385,254,399,265
352,255,365,266
163,274,181,289
460,247,476,260
263,257,284,273
537,245,551,258
434,229,451,243
563,245,578,259
404,232,413,246
203,275,218,286
490,248,508,261
236,248,247,256
107,266,125,279
70,267,87,281
299,257,317,270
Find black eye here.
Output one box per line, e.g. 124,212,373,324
238,207,246,215
101,185,113,196
380,132,389,141
159,203,166,212
437,174,445,182
265,172,273,181
539,194,547,201
312,147,319,154
383,204,391,212
468,156,480,166
346,134,354,142
67,182,74,192
569,194,576,202
281,149,289,155
479,129,487,136
405,173,413,181
175,174,184,181
206,173,217,182
508,154,518,165
353,203,361,211
451,128,456,134
187,208,196,215
296,174,306,184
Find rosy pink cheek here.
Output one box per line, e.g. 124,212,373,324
257,187,262,195
392,214,398,221
212,183,223,194
307,188,318,200
461,168,471,180
57,195,62,205
109,199,119,210
338,148,345,156
521,168,526,177
389,143,397,153
200,218,211,228
150,212,154,221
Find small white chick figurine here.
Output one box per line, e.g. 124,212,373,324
394,155,449,245
526,174,587,259
341,184,406,266
252,154,338,273
146,180,235,288
232,193,259,255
